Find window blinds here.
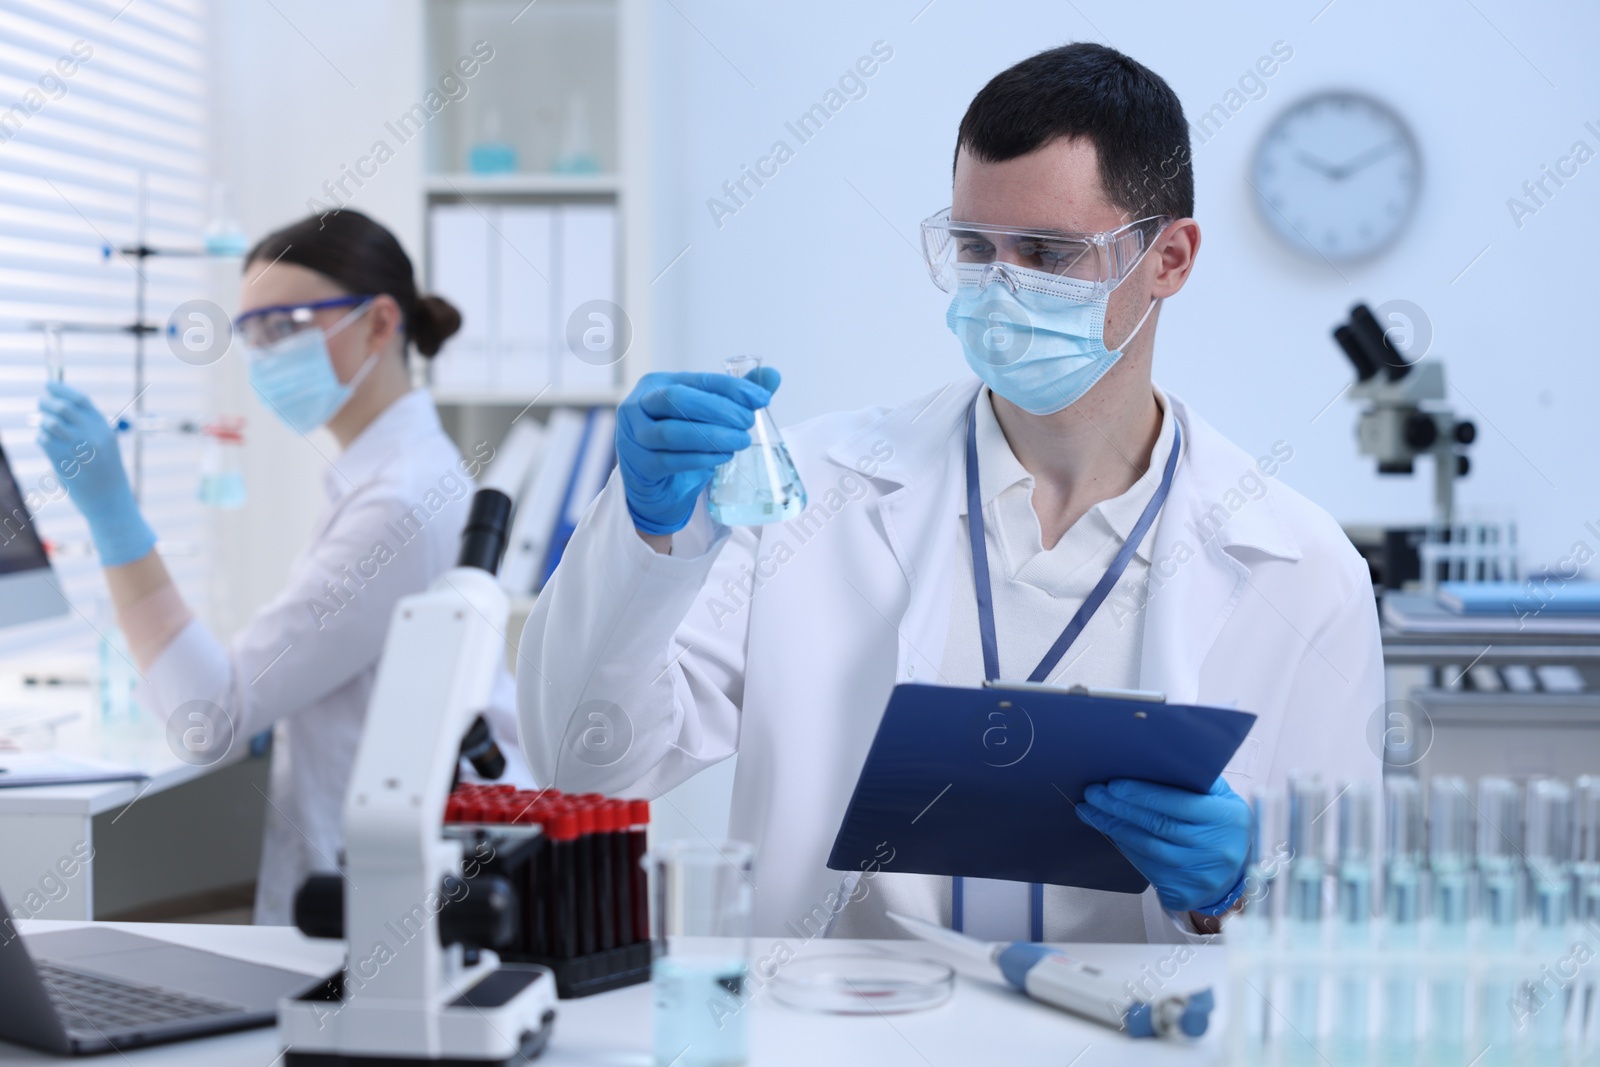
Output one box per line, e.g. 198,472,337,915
0,0,210,659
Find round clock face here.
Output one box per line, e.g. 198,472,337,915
1250,92,1421,262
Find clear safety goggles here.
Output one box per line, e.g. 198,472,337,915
234,295,373,352
919,210,1169,299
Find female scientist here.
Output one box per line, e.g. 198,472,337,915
36,210,527,925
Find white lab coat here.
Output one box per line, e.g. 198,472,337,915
140,390,529,925
517,379,1384,941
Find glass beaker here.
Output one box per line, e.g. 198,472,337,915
648,840,755,1067
197,420,247,509
707,356,806,527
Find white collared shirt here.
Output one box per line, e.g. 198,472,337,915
142,390,529,925
832,386,1180,942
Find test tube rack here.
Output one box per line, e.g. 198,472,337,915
1227,773,1600,1066
445,784,654,999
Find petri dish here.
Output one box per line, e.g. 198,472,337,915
770,954,955,1015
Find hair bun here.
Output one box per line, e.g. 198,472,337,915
411,294,463,358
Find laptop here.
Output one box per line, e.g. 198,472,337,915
0,888,326,1055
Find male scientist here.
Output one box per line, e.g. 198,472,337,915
518,43,1383,942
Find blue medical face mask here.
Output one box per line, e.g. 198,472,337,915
946,264,1157,416
246,302,378,433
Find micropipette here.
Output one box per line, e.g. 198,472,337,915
886,911,1214,1039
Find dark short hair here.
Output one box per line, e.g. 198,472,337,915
246,209,461,358
955,42,1194,221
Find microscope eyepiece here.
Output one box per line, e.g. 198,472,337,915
456,488,514,575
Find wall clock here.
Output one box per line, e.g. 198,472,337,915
1250,91,1421,262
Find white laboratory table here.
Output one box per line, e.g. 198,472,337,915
0,921,1228,1066
0,708,217,921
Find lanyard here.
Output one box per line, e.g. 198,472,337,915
954,394,1182,940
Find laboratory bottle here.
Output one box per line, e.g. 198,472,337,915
707,355,807,527
197,420,247,509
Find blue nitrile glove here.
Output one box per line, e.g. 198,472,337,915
1075,775,1251,916
615,368,779,535
37,381,156,566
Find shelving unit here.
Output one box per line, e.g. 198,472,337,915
419,0,651,454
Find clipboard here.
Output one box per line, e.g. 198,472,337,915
827,682,1257,894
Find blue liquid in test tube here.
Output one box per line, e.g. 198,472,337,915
1428,777,1473,1067
1334,782,1374,1066
1382,777,1423,1067
1286,775,1326,1066
1476,777,1521,1067
1525,779,1574,1058
1576,778,1600,1063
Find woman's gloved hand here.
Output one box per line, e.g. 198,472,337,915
1075,775,1251,916
37,382,156,567
615,369,779,535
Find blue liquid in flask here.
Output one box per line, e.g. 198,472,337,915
708,356,806,526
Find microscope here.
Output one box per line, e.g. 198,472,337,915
279,489,558,1065
1332,303,1475,531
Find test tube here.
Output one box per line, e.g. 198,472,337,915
1428,777,1473,1064
610,799,635,946
591,801,617,952
1236,787,1282,1062
548,809,580,960
1525,779,1573,1055
1334,782,1375,1065
1578,778,1600,1065
1242,787,1286,936
573,804,597,955
629,799,651,943
1287,775,1327,925
1382,777,1424,1062
1285,776,1325,1064
1526,778,1574,927
1477,777,1522,1064
1337,783,1375,928
43,325,64,383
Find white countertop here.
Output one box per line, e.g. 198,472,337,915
0,673,214,817
0,920,1228,1065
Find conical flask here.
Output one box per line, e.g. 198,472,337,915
708,355,807,526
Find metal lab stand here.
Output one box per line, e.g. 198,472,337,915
1380,592,1600,783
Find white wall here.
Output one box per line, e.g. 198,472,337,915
650,0,1600,568
210,0,424,632
212,0,1598,843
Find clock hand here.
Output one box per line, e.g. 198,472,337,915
1327,140,1400,180
1294,150,1340,177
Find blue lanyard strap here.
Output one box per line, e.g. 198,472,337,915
958,394,1182,941
964,395,1182,684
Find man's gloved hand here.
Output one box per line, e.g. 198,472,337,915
37,381,156,567
615,369,779,536
1076,775,1251,916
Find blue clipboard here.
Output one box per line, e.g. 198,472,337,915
827,683,1257,894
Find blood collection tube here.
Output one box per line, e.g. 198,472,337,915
629,799,650,943
529,803,554,958
592,801,616,951
610,800,634,945
547,809,579,959
573,804,597,955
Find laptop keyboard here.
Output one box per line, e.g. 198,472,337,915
36,960,245,1035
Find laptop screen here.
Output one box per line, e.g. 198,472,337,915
0,442,52,578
